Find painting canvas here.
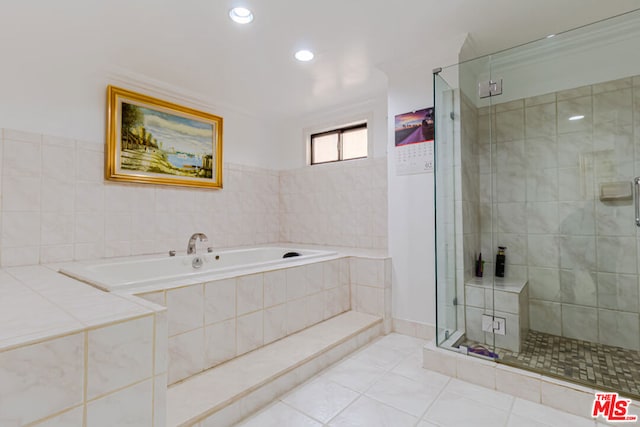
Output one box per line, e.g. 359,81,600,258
394,107,434,146
106,86,223,188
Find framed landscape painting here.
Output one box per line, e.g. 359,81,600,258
106,86,223,188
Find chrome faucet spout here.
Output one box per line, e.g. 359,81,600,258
187,233,208,255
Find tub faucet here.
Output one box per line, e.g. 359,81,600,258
187,233,208,255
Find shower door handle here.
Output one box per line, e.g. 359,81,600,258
635,177,640,227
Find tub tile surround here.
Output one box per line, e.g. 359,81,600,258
0,266,166,427
473,74,640,350
350,257,393,333
0,128,282,266
0,131,391,424
279,158,388,250
138,255,392,385
168,311,383,427
0,128,387,268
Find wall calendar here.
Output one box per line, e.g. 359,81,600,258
394,107,434,175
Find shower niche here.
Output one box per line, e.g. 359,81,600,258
434,9,640,398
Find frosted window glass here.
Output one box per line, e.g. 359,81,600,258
311,133,339,163
342,128,368,160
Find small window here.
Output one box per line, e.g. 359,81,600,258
310,123,367,165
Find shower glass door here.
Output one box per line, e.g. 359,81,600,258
433,7,640,397
434,69,459,346
482,9,640,396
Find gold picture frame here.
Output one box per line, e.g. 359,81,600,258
106,85,223,188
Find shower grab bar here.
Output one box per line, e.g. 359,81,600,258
635,177,640,227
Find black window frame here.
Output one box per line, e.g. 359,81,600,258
310,122,368,165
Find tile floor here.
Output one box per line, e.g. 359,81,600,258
237,333,613,427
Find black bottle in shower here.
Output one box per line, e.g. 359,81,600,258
495,246,506,278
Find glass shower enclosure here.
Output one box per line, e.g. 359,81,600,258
434,9,640,397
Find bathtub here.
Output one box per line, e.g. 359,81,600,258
60,246,337,292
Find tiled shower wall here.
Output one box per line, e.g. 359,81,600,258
279,158,388,249
459,93,480,288
477,75,640,350
0,128,388,267
451,91,481,332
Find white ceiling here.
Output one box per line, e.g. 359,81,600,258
4,0,640,120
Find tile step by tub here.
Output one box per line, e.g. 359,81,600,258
167,311,383,427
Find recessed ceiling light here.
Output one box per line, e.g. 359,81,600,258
569,115,585,121
295,50,314,62
229,7,253,24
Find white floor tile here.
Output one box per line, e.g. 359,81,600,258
321,357,386,392
235,333,606,427
236,402,321,427
445,378,514,411
507,413,553,427
365,371,443,417
372,333,426,355
328,395,417,427
282,377,359,423
511,398,596,427
424,390,510,427
350,343,407,370
391,353,451,387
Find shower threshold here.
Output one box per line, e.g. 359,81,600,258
462,330,640,398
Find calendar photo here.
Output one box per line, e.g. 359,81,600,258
394,107,434,146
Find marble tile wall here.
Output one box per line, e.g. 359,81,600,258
477,75,640,350
138,258,351,385
349,257,393,333
0,128,387,268
459,92,481,333
0,312,165,426
460,93,481,281
0,128,280,267
189,316,383,427
279,158,388,249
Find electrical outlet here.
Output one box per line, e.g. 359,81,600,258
481,314,494,332
481,314,506,335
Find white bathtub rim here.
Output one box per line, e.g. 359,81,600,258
58,248,343,294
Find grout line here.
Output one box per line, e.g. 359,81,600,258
1,268,153,335
22,404,84,427
151,313,157,427
0,324,87,354
192,322,381,426
85,376,153,405
279,400,327,425
83,330,89,427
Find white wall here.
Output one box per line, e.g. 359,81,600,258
0,7,284,265
0,0,468,327
275,93,389,250
276,93,388,170
466,12,640,108
383,35,467,326
0,26,279,170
